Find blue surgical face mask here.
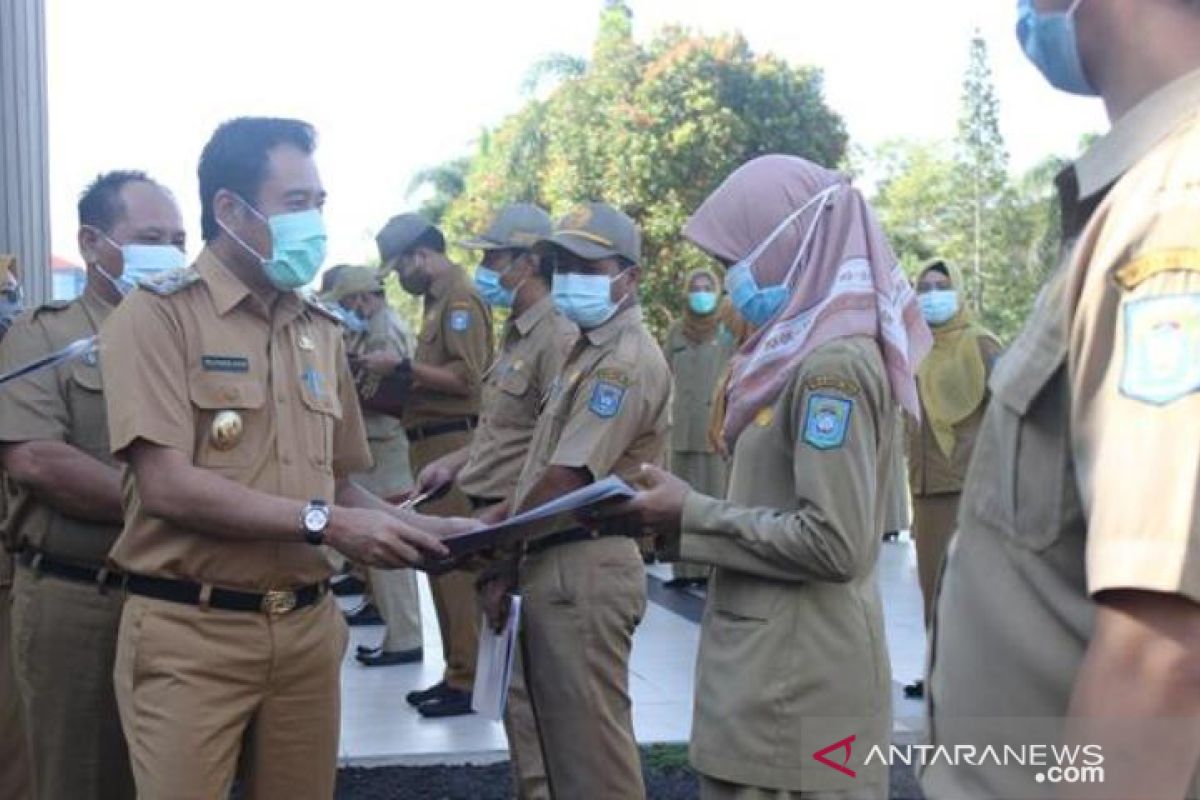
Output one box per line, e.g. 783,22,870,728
96,232,187,296
919,289,959,326
221,198,328,290
342,309,369,333
688,290,718,315
552,272,624,329
1016,0,1096,96
724,185,839,328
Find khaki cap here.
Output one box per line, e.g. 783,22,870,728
324,266,384,303
460,203,553,251
540,203,641,265
376,213,435,266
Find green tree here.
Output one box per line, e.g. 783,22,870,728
433,1,847,335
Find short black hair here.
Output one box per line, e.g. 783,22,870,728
198,117,317,242
925,260,950,278
406,226,445,256
78,170,156,233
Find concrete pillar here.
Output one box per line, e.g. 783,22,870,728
0,0,51,305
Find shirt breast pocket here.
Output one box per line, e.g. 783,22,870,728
66,361,109,457
494,368,532,423
972,348,1070,551
299,369,343,473
189,375,265,470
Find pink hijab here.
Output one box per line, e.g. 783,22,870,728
683,155,932,449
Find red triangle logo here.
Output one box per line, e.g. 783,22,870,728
812,734,857,778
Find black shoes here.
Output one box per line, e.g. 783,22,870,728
663,577,707,590
331,575,367,597
417,686,474,718
883,531,901,543
903,679,925,699
344,602,383,627
406,681,449,707
356,647,424,667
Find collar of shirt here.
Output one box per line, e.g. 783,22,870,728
196,247,304,325
584,303,642,347
79,283,115,329
427,262,468,306
513,293,555,337
1057,65,1200,237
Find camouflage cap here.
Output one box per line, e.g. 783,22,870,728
460,203,553,251
540,203,641,265
323,265,384,303
376,213,435,266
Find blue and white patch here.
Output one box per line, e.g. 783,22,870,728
1120,294,1200,405
301,367,327,400
802,393,853,450
589,380,627,419
449,309,471,333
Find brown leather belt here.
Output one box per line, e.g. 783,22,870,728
18,551,124,588
406,416,478,442
524,527,636,557
125,574,326,616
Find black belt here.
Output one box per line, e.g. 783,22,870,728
467,494,504,511
524,527,636,557
406,417,478,442
125,574,326,616
19,551,124,588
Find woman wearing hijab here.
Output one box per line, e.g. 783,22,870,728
597,155,932,799
902,258,1000,699
661,268,736,588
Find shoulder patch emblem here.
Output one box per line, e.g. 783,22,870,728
802,393,853,451
804,375,861,396
589,379,627,419
1120,294,1200,405
1115,249,1200,291
139,267,200,296
449,309,471,333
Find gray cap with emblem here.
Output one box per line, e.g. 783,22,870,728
376,213,436,267
460,203,553,251
539,202,641,265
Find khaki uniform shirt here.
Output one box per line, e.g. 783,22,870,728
403,268,492,428
100,248,372,590
906,335,1002,497
663,321,735,454
924,67,1200,799
0,290,119,567
511,305,669,511
457,296,577,500
347,308,413,497
678,336,897,794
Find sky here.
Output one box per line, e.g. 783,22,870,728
46,0,1107,268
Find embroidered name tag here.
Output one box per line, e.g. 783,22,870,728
201,356,249,373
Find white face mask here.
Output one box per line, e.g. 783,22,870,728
95,231,186,296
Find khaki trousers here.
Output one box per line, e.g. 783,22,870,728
11,567,132,800
114,592,347,800
516,536,647,800
1,579,30,800
913,493,961,628
407,429,478,690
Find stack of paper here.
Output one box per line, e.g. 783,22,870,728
471,595,522,720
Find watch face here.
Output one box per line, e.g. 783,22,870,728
304,507,328,531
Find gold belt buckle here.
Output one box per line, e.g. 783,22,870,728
262,589,297,616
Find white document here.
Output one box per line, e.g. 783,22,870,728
471,595,522,721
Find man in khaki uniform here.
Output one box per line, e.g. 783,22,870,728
0,172,186,800
0,253,30,800
482,203,670,800
327,266,424,666
377,213,493,717
413,203,576,797
924,5,1200,799
100,117,448,799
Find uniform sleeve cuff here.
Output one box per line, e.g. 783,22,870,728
1088,538,1200,604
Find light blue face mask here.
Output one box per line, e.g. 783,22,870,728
725,185,839,328
475,255,530,309
96,232,187,296
342,308,369,334
552,272,624,329
1016,0,1097,96
918,289,959,327
688,290,718,315
222,198,328,290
